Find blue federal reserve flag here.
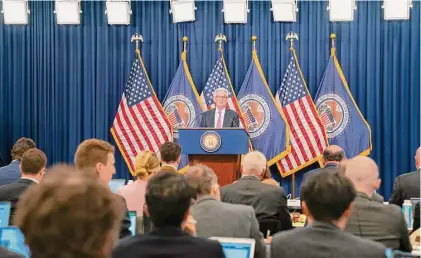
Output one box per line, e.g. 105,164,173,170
314,52,372,158
163,48,204,173
237,50,291,165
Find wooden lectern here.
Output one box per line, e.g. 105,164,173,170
178,128,249,186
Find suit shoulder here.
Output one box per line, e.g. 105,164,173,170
226,109,238,116
346,232,386,251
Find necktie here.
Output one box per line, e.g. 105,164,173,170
216,111,222,128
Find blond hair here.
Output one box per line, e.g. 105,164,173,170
132,151,160,179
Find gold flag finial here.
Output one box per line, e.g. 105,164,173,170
330,33,336,56
131,33,144,51
286,32,299,50
215,33,227,51
183,36,188,51
252,36,257,51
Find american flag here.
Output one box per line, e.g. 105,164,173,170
111,52,172,173
275,52,328,177
200,52,246,128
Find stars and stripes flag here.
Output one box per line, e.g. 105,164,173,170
111,50,172,174
275,49,328,177
200,49,247,129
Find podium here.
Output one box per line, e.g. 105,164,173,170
178,128,249,186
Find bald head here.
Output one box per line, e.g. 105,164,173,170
323,145,345,165
241,151,267,177
415,147,420,169
343,156,380,196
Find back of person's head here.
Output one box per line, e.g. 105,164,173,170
184,164,219,199
301,169,356,227
322,145,345,164
159,142,181,164
74,139,115,182
415,147,420,169
15,164,124,258
343,156,380,196
241,151,267,177
145,171,195,228
11,137,36,161
20,148,47,179
133,151,160,180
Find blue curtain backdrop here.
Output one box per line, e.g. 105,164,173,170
0,0,419,199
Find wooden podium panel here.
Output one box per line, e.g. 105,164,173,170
188,154,240,186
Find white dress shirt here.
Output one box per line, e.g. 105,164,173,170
214,108,226,128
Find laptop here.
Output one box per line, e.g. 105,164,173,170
209,237,255,258
0,202,11,227
128,211,137,236
0,227,30,258
108,179,126,193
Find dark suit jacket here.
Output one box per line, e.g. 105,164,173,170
0,161,21,187
112,226,225,258
345,192,411,252
0,247,24,258
0,178,35,224
221,176,292,231
271,221,386,258
389,170,420,207
200,108,239,128
191,195,266,258
117,194,133,239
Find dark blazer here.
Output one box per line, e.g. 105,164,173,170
271,221,386,258
220,176,292,231
117,194,133,239
112,226,225,258
0,161,21,187
0,178,35,224
191,195,266,258
0,247,24,258
389,170,420,206
200,108,239,128
345,192,411,252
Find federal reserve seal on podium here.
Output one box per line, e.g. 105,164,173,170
200,131,222,153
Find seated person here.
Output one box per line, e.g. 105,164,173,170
185,164,266,258
344,157,411,252
270,170,386,258
159,142,181,173
15,165,124,258
113,171,225,258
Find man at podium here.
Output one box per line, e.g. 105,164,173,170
200,88,239,128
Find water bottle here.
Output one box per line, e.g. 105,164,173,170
402,200,413,231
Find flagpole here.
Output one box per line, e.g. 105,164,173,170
285,32,298,199
131,33,144,51
330,33,336,56
252,35,257,51
215,33,227,52
183,36,188,52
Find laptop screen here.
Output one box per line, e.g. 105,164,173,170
0,227,30,258
0,202,11,227
108,179,126,193
210,237,255,258
128,211,136,236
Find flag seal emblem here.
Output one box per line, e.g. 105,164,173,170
200,131,221,153
239,94,271,139
316,93,350,138
164,95,197,129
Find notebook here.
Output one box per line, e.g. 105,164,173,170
209,237,255,258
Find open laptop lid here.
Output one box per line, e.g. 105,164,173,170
108,179,126,193
0,227,30,258
209,237,255,258
0,202,11,227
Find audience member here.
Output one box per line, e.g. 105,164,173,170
113,171,225,258
0,148,46,224
74,138,131,238
0,138,36,186
389,147,420,206
221,151,292,235
261,165,278,186
15,165,124,258
185,164,266,258
159,142,181,172
118,151,160,215
343,156,411,251
271,170,386,258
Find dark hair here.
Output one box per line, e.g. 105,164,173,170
301,169,356,223
323,149,345,162
15,165,123,258
184,164,217,197
159,142,181,163
11,138,36,160
21,148,47,175
146,171,195,228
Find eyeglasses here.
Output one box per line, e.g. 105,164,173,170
215,96,228,99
